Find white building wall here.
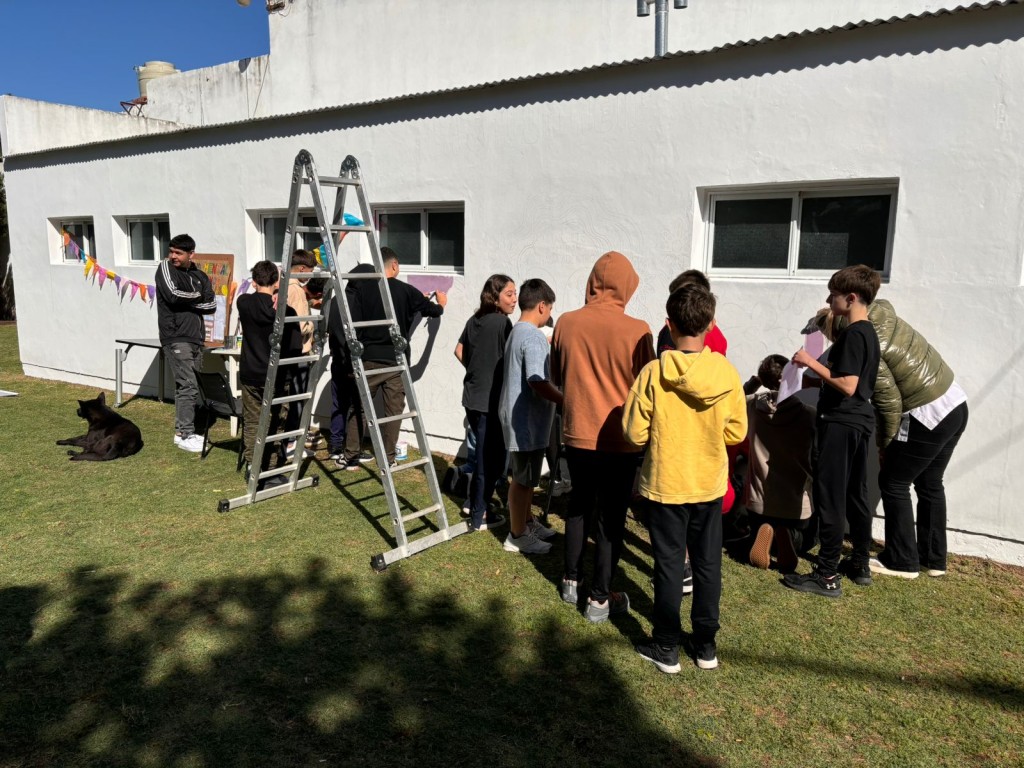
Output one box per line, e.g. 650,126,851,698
4,5,1024,562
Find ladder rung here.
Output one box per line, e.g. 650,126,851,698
284,313,323,323
341,271,385,280
351,319,394,329
361,365,405,377
284,269,333,280
279,355,320,365
387,457,431,474
294,225,373,234
261,429,307,443
375,410,417,425
271,392,313,405
401,503,442,524
310,175,361,187
257,463,301,479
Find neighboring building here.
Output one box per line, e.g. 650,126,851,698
2,0,1023,563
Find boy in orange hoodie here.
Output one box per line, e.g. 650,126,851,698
624,284,746,672
552,251,655,621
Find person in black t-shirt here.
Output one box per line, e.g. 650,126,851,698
454,274,516,531
236,261,301,487
784,265,881,598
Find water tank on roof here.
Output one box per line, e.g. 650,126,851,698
135,61,179,98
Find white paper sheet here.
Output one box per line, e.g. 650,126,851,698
776,361,804,405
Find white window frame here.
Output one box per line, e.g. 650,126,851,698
259,210,321,262
372,203,465,273
125,215,171,263
57,218,96,263
704,182,897,279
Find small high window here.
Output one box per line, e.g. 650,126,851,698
706,185,896,277
127,216,171,262
374,205,464,271
260,212,322,262
60,219,95,262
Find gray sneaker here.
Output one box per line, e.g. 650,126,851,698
502,530,552,555
584,592,630,623
560,579,579,605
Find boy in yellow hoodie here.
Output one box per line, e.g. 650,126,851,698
624,284,746,673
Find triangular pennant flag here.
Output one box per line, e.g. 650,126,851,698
113,275,122,289
130,282,139,300
97,269,106,287
139,284,148,302
83,259,92,278
62,231,71,246
148,284,156,301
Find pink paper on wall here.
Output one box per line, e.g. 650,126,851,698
406,275,454,296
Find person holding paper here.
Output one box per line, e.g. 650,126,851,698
816,300,968,579
784,265,881,598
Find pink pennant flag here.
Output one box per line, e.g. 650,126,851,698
130,282,139,300
97,269,106,287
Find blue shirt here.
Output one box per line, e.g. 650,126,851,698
499,322,555,452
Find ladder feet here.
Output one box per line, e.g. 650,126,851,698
371,554,388,572
218,499,230,513
311,475,320,487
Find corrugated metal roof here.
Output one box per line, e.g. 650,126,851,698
5,0,1021,160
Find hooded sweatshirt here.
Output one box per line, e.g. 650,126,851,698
745,391,815,520
552,251,655,452
622,347,747,504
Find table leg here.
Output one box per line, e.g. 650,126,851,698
227,356,240,436
158,349,166,403
115,349,125,407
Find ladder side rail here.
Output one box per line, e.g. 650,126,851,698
345,155,448,524
247,152,309,498
308,157,409,549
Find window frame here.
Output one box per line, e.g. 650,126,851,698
126,215,171,264
372,203,465,273
58,218,96,263
259,210,322,262
704,183,897,279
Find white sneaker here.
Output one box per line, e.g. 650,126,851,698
177,434,204,453
527,517,556,541
503,530,552,555
868,558,919,579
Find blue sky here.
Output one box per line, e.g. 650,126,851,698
0,0,270,112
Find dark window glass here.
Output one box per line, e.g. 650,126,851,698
129,220,156,261
427,212,464,269
63,221,94,261
798,195,891,271
378,212,421,266
712,198,792,269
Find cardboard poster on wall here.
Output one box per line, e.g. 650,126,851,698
194,253,234,348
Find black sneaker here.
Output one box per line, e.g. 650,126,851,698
840,558,873,587
636,641,681,674
682,560,694,596
783,568,843,598
689,637,719,670
357,452,374,463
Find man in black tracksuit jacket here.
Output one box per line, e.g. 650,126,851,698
155,234,217,453
346,248,446,467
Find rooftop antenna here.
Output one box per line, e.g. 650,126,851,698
637,0,689,58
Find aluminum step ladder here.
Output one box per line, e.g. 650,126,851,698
218,151,469,570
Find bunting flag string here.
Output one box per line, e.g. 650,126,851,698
64,231,156,306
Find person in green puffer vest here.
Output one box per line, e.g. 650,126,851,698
818,299,968,580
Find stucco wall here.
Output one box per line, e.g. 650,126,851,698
4,6,1024,562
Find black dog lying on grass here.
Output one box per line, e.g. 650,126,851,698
57,392,144,461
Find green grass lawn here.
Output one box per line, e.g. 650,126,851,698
0,322,1021,767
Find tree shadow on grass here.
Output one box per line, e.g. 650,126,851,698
0,563,720,768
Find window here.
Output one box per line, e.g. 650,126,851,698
261,213,320,262
127,217,171,262
706,185,896,277
60,219,95,262
374,205,464,271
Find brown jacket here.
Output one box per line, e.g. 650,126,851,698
552,251,655,452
